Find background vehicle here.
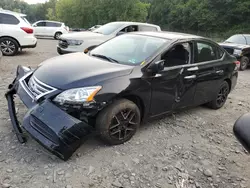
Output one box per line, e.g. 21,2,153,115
57,21,161,55
88,25,102,31
7,32,238,160
0,9,37,56
32,20,69,40
70,28,86,32
220,34,250,71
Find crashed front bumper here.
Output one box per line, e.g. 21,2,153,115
6,66,93,160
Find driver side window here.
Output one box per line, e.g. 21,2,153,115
120,25,138,33
162,42,191,67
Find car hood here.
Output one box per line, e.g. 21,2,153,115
61,31,104,40
219,42,250,50
34,53,133,90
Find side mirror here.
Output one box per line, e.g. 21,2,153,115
116,32,125,36
233,113,250,152
147,60,165,73
84,45,98,54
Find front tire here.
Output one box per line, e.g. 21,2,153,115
96,99,141,145
207,81,229,109
54,32,62,40
240,56,249,71
0,37,19,56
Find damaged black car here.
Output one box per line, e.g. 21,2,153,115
6,32,239,160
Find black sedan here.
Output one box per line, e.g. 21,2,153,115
6,32,239,160
220,34,250,71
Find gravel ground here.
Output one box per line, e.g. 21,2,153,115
0,39,250,188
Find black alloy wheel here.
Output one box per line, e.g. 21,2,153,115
96,99,141,145
109,109,138,141
207,81,229,109
216,84,229,107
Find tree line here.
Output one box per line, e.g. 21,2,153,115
1,0,250,38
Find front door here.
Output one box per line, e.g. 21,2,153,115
34,21,46,35
150,41,197,116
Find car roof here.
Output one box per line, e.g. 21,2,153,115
132,31,204,40
0,9,26,17
110,21,160,28
37,20,63,24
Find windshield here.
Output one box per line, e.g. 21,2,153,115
225,35,247,45
93,23,124,35
90,34,168,65
21,16,31,25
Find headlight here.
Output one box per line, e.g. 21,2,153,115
67,40,83,46
54,86,102,105
233,49,242,56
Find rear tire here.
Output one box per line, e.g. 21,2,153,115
240,56,249,71
54,32,62,40
0,37,19,56
96,99,141,145
207,81,229,109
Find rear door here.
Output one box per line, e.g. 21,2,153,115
193,40,224,105
46,22,61,37
0,13,20,40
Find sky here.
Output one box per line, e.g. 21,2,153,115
23,0,48,4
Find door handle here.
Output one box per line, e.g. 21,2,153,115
184,75,196,79
187,66,199,72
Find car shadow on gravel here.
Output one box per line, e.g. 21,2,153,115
9,105,211,163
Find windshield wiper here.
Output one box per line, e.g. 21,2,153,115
93,31,103,34
92,54,119,63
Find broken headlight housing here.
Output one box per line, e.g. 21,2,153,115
233,49,242,56
53,86,102,105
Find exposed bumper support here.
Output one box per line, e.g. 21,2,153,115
6,66,94,160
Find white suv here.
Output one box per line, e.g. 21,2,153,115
57,22,161,55
32,20,69,40
0,9,37,56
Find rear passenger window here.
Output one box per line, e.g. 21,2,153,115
195,42,218,63
140,26,157,31
46,22,61,27
0,13,19,25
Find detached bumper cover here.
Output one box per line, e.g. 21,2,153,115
6,66,93,160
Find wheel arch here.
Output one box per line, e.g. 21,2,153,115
224,78,232,92
0,36,20,47
122,94,145,121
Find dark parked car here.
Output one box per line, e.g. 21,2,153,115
234,113,250,153
220,34,250,71
6,32,239,160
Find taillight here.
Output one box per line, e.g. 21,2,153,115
234,61,241,70
21,27,33,34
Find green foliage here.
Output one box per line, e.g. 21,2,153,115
1,0,250,39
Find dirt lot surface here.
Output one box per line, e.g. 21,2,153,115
1,39,250,188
